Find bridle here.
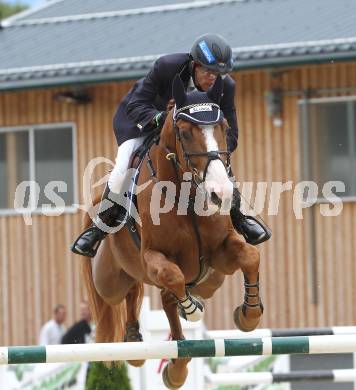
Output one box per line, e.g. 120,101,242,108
164,103,232,188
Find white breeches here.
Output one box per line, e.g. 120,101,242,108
108,136,148,193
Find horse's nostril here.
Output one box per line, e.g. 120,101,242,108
211,192,222,207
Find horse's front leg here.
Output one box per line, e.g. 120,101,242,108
212,233,263,332
143,248,204,321
161,289,191,389
143,249,191,389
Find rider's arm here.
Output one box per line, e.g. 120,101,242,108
221,77,239,152
126,57,169,131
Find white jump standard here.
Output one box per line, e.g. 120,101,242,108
2,335,356,365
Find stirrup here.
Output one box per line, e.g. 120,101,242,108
70,225,106,258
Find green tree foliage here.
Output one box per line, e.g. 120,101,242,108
86,362,132,390
0,1,27,19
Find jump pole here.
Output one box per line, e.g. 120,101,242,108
3,335,356,365
206,326,356,339
205,369,356,386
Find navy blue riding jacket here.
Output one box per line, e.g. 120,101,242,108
113,53,239,152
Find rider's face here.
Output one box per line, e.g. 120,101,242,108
194,63,224,92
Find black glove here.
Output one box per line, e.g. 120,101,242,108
153,111,168,130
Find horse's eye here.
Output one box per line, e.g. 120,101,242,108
180,129,192,141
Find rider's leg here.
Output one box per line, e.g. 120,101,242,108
230,186,272,246
71,136,148,257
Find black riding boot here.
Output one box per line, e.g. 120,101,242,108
230,189,271,245
71,184,127,257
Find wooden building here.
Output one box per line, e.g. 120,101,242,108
1,0,356,346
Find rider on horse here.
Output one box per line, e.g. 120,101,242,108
71,33,271,258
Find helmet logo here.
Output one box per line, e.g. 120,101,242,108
198,40,216,64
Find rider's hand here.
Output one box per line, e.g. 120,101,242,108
153,111,167,130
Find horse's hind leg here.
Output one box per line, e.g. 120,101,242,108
212,234,263,332
94,258,145,366
161,289,190,390
90,241,137,343
125,283,144,341
125,282,145,367
143,249,190,389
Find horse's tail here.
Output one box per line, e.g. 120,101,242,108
79,197,126,344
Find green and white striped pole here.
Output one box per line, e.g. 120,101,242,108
2,335,356,365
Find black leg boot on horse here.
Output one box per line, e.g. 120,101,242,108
71,184,127,257
230,187,272,245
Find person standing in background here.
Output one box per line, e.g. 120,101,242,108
38,304,66,345
61,300,93,344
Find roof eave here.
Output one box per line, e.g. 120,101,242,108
235,51,356,70
1,51,356,92
0,70,146,91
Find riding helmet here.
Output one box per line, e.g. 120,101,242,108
190,33,233,74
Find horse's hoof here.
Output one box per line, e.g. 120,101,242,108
234,305,261,332
124,326,145,367
162,363,187,389
127,359,145,367
162,364,179,389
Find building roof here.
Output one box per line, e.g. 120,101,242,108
1,0,356,90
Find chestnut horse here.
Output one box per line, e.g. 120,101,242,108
81,76,263,389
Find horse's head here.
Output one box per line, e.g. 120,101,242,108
165,75,234,207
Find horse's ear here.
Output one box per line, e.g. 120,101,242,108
172,74,186,108
207,75,223,104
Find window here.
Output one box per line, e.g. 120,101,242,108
299,98,356,198
0,124,77,212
